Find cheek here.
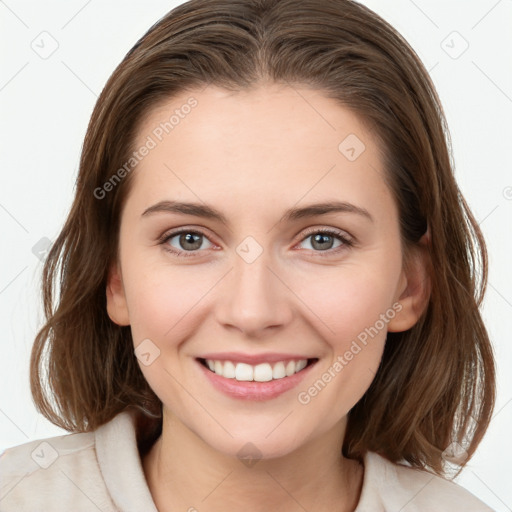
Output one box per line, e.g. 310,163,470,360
122,259,214,344
297,289,389,420
295,263,399,344
122,264,205,411
293,263,399,411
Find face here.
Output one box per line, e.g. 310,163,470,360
106,83,427,460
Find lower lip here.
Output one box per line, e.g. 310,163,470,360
196,359,317,401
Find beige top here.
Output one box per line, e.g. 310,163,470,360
0,409,493,511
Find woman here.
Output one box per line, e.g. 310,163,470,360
0,1,495,510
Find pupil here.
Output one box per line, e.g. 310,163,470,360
181,233,201,250
313,233,332,250
178,233,334,251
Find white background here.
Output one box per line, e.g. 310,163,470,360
1,0,511,510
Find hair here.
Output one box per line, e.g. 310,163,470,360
30,0,495,476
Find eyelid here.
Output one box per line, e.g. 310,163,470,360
294,226,354,246
158,225,355,258
157,226,218,254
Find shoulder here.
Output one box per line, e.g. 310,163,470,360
356,451,494,512
0,426,115,511
0,410,158,512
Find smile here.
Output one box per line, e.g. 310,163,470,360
199,358,315,382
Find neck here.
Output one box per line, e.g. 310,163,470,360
142,409,364,512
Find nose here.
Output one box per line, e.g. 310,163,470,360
215,246,293,338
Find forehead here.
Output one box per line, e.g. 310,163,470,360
127,84,394,221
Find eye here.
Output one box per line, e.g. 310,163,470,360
159,229,214,258
158,227,354,259
296,228,353,257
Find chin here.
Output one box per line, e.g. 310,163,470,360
193,418,313,463
211,435,300,463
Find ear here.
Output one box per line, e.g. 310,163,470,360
387,231,431,332
106,261,130,326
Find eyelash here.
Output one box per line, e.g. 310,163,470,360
158,227,354,259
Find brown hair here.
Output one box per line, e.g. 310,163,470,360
30,0,495,475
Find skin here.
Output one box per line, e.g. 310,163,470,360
106,82,430,512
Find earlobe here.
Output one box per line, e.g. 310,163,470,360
387,233,431,333
106,262,131,326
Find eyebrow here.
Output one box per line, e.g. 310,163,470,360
141,200,374,224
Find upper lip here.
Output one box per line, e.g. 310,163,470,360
197,352,317,365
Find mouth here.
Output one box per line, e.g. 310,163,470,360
195,357,319,401
197,357,319,382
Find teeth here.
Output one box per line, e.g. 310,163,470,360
223,360,236,379
204,358,309,382
296,359,307,372
254,363,273,382
272,361,286,379
235,362,253,381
